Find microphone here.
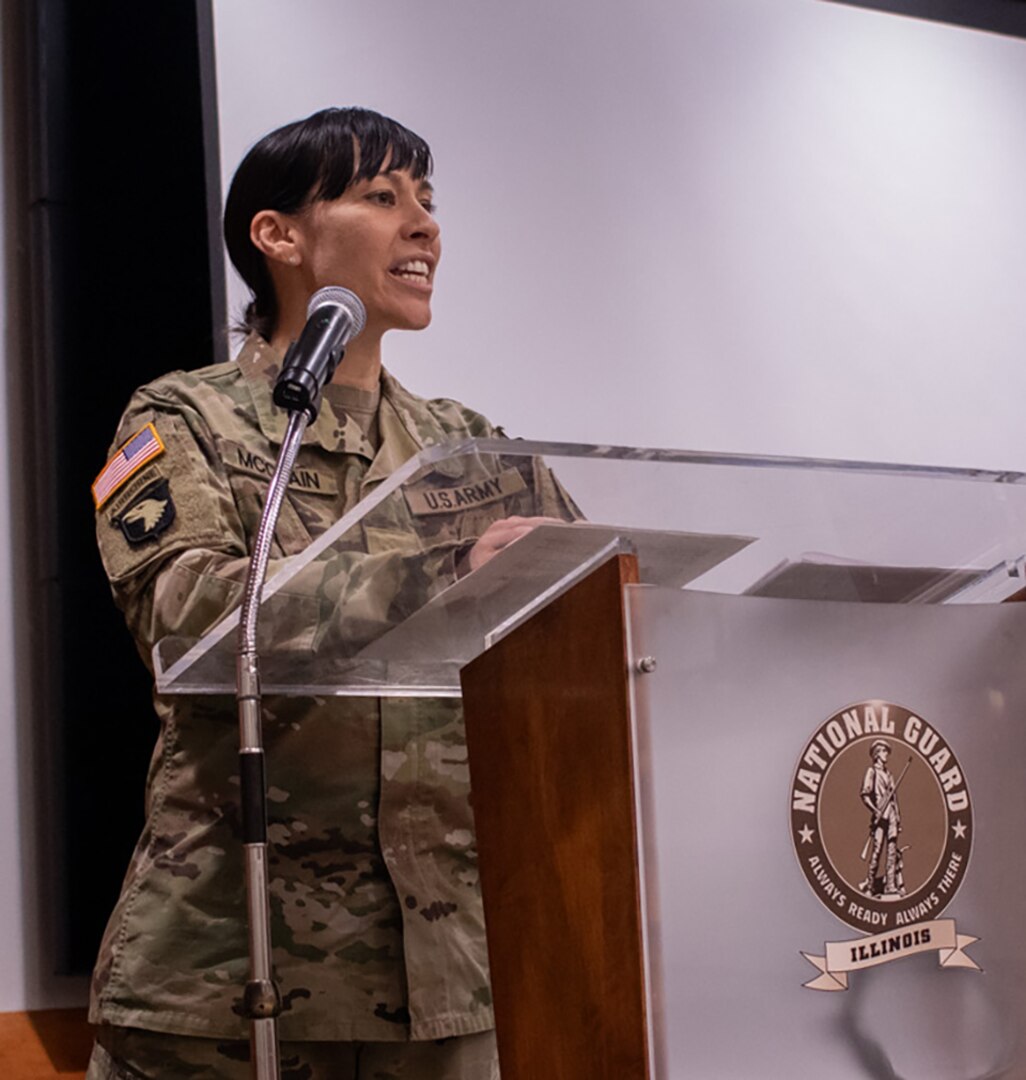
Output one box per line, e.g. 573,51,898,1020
273,286,367,419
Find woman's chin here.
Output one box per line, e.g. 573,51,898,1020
394,308,433,332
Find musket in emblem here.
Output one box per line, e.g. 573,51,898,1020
860,755,911,861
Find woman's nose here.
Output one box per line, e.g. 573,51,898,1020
404,200,440,242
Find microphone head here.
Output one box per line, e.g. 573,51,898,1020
307,286,367,339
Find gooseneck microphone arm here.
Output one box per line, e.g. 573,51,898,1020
236,287,366,1080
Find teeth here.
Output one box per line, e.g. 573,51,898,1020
393,259,430,278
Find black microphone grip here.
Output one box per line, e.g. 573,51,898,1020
273,304,354,419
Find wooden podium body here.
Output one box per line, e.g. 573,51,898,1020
461,555,648,1079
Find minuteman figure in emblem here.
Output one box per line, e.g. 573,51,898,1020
858,739,908,898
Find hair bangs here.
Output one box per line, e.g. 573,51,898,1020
314,109,432,201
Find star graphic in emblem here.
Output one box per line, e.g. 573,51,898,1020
952,819,968,840
798,824,815,844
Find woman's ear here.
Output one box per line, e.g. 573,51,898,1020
250,210,302,267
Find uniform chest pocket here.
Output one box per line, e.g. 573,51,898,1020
223,440,342,555
230,474,314,556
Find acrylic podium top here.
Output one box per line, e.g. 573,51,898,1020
152,438,1026,698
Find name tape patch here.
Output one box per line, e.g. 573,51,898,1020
92,422,165,509
404,468,527,516
226,442,339,495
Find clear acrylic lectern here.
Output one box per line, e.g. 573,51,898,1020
155,437,1026,698
155,438,1026,1079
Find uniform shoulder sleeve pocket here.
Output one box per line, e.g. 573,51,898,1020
95,413,240,585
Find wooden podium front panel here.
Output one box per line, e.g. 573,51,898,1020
461,554,647,1080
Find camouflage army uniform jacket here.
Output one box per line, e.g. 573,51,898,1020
90,333,574,1042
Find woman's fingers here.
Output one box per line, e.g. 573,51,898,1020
467,516,566,573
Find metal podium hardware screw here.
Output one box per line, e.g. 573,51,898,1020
636,656,658,674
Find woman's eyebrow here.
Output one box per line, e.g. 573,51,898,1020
376,173,433,195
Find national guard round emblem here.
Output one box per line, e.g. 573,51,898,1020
791,700,972,934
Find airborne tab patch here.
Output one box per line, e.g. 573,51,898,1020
115,478,176,544
92,422,165,508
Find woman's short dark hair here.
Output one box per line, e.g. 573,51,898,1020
223,106,433,340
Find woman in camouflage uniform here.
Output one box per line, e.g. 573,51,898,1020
86,107,571,1080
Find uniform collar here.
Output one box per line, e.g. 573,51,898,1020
236,332,430,471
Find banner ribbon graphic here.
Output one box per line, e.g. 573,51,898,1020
802,918,980,992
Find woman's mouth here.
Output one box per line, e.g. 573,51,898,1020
390,259,431,284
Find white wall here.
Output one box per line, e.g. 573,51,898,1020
214,0,1026,470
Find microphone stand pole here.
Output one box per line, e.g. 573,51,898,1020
234,284,363,1079
236,409,309,1080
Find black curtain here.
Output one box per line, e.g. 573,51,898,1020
24,0,225,973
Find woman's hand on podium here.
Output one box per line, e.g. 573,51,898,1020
463,516,566,575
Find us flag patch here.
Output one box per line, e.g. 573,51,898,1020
92,422,166,508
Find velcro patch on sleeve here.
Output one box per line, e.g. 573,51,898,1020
115,477,176,544
92,422,166,508
404,467,527,516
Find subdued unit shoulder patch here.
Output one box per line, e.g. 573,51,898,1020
114,477,176,544
92,422,166,508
